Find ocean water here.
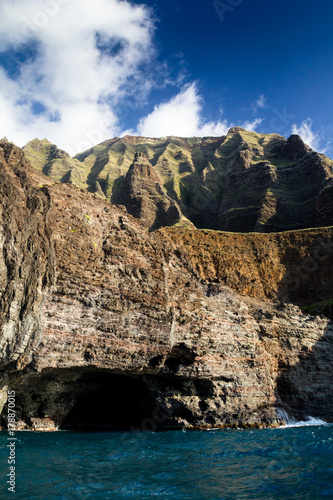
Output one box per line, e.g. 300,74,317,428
0,422,332,499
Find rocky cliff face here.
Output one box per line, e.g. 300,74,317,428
0,140,333,431
0,142,55,367
115,152,193,230
23,129,333,233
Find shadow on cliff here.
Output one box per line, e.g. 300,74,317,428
277,229,333,306
275,320,333,423
274,229,333,421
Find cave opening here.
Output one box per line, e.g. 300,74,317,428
60,371,159,431
9,368,201,431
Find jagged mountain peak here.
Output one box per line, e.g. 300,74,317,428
134,151,149,162
22,130,333,233
116,151,193,231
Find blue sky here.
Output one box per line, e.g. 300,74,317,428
0,0,332,156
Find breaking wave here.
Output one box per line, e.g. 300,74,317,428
277,408,329,428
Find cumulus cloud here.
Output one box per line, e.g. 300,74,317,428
240,118,263,132
0,1,267,154
137,83,262,138
0,0,156,154
252,94,266,113
137,84,229,137
291,118,321,151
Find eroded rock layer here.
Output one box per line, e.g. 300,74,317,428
0,143,55,366
0,141,333,431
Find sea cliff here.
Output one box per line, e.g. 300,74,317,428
0,139,332,431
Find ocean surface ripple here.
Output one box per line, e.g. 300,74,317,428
0,423,332,499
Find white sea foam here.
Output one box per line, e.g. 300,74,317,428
276,408,329,428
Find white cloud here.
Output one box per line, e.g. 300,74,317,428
240,118,263,132
0,0,156,154
0,1,267,154
137,83,262,138
252,94,266,113
291,118,321,151
138,83,206,137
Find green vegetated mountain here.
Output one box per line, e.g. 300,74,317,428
23,127,333,232
23,138,85,186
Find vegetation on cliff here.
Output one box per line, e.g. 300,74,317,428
23,128,333,233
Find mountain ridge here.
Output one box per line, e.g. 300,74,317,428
23,128,333,233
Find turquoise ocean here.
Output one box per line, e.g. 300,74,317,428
0,420,332,499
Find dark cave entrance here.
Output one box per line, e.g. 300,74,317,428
10,367,202,431
60,371,160,431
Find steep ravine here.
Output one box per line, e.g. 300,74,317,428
0,141,333,431
23,129,333,233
